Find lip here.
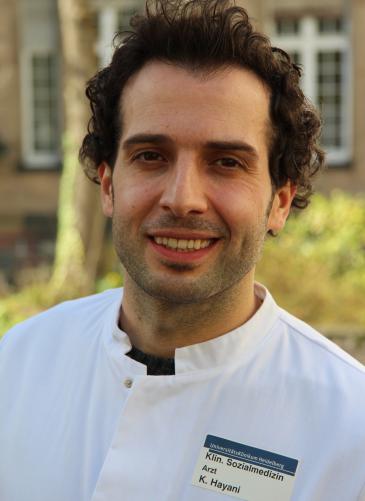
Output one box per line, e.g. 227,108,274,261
147,229,220,240
148,236,220,263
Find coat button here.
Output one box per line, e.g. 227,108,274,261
124,378,133,389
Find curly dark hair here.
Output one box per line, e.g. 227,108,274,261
80,0,325,209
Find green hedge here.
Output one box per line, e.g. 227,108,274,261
256,191,365,327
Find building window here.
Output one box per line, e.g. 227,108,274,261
97,2,144,67
272,15,351,166
317,51,343,148
276,18,299,36
117,5,141,32
19,0,60,170
21,49,60,169
32,54,59,154
318,17,343,34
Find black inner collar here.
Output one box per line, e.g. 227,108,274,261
126,345,175,375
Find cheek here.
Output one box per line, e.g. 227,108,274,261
210,183,267,227
113,178,160,215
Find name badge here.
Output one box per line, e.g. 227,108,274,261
192,435,299,500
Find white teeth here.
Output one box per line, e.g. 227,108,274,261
168,238,178,249
153,237,212,251
177,239,188,250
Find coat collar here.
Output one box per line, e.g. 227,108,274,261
104,283,279,375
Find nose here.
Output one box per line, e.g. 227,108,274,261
159,156,208,217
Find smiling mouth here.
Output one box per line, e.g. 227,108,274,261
152,236,214,252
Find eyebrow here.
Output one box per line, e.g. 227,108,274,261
122,133,259,159
205,140,258,159
122,134,172,148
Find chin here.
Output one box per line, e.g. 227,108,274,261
138,278,220,305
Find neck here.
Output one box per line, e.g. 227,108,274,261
119,273,260,358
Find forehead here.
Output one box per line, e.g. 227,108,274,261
120,61,271,151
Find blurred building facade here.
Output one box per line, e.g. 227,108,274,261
0,0,364,284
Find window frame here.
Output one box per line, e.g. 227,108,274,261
271,15,352,166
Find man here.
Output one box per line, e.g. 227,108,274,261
1,1,365,500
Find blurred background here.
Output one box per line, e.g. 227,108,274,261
0,0,364,361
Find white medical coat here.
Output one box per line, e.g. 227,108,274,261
0,284,365,501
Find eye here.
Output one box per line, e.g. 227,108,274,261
133,151,166,162
214,157,243,169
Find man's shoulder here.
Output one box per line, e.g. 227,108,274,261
268,307,365,432
275,305,365,381
0,288,123,355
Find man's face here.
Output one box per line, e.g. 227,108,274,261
100,62,294,303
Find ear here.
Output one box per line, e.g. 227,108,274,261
267,181,297,234
99,162,114,218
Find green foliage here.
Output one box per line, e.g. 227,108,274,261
257,191,365,327
0,270,124,338
1,191,364,338
0,283,81,337
95,272,123,293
